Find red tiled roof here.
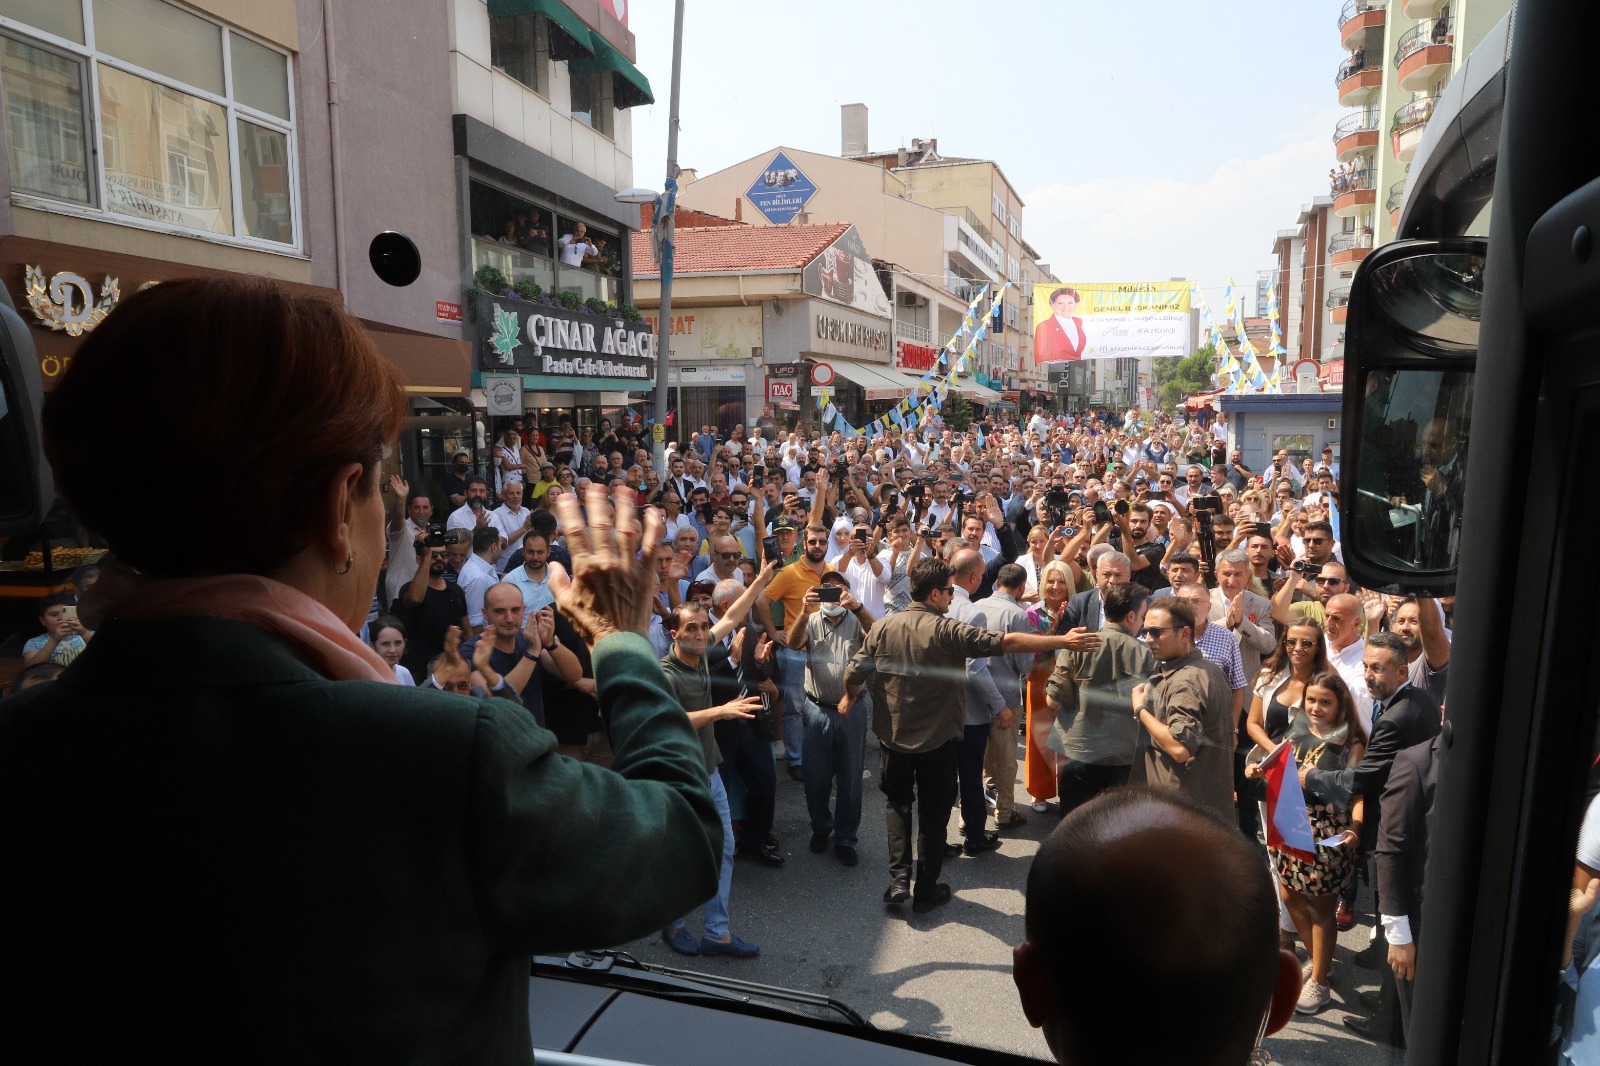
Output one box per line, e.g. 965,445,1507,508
631,223,851,276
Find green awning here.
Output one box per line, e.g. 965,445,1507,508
486,0,595,59
570,37,655,108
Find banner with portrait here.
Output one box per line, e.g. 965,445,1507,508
1030,281,1193,362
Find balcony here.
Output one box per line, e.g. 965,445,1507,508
1338,0,1385,50
1336,51,1382,105
938,205,993,248
1395,17,1453,92
471,239,620,305
1388,177,1408,228
1391,97,1437,162
894,318,934,345
1402,0,1446,18
1334,111,1381,161
1329,231,1374,266
1331,168,1376,217
1327,285,1351,325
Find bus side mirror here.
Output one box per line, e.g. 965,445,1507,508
1339,237,1485,594
0,297,50,538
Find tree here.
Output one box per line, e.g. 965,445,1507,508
1154,344,1218,411
943,394,974,431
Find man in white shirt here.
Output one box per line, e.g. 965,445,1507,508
446,475,493,532
557,223,598,267
384,474,432,607
1323,593,1372,730
488,480,534,573
842,526,886,618
459,527,502,634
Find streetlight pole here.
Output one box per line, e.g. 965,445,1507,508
650,0,686,473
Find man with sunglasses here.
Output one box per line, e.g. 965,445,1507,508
1130,599,1235,825
766,523,838,780
843,558,1101,914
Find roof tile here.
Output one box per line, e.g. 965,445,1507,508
631,223,851,276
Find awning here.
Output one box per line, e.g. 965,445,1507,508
951,378,1004,404
487,0,596,59
826,358,911,402
570,36,655,108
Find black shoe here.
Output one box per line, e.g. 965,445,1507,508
883,881,911,905
995,809,1028,829
911,883,953,913
809,832,829,854
1342,1014,1404,1048
943,842,963,858
963,833,1002,856
1358,989,1383,1012
1352,940,1386,969
834,845,859,867
787,765,805,782
742,841,784,867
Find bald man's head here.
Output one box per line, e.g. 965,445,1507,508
1013,789,1298,1065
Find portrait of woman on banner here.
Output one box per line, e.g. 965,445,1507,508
1034,286,1088,362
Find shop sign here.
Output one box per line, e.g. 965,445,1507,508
436,300,462,324
896,340,939,372
670,365,746,384
801,224,891,317
767,377,796,404
745,151,818,225
769,363,798,377
24,266,121,337
484,375,522,415
814,313,888,352
480,296,655,379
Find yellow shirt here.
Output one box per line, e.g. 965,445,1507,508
764,557,834,630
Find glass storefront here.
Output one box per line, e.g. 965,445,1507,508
467,179,623,304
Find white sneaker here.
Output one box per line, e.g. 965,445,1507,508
1295,980,1330,1014
1247,1048,1275,1066
1031,800,1050,813
1301,958,1314,984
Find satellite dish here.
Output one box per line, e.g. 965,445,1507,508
369,231,421,287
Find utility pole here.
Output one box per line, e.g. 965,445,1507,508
650,0,686,472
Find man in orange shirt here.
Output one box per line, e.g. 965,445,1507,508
767,522,836,780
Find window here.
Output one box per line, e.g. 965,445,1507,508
993,193,1007,225
569,66,613,137
0,0,298,247
489,14,547,96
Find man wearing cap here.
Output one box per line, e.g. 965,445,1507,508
1321,445,1340,481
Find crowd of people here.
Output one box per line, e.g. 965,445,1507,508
7,276,1594,1064
344,398,1475,1042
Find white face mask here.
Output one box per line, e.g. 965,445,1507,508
820,603,846,619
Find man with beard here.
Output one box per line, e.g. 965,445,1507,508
765,523,837,780
384,475,432,609
1388,596,1450,705
398,529,470,679
1114,502,1170,594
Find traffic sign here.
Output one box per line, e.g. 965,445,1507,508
811,362,835,387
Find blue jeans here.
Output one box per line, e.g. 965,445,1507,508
776,646,808,766
668,768,734,940
958,722,992,843
801,695,870,847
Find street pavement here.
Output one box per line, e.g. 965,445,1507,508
615,732,1407,1066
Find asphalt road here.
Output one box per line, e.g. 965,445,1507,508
615,733,1407,1066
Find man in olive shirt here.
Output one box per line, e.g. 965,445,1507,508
1045,581,1156,814
1131,598,1236,824
844,558,1102,913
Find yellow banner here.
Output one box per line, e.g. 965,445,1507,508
1032,281,1193,363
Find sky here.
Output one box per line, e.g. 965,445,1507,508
621,0,1350,316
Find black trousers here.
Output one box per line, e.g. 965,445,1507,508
717,717,776,844
880,740,960,901
1057,759,1131,816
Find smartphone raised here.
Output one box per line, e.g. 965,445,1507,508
762,536,781,565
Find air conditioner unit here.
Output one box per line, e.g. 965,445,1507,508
898,292,918,307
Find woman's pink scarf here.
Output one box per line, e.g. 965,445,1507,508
80,558,396,683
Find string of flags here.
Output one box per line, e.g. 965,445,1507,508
1195,279,1279,395
815,281,1014,438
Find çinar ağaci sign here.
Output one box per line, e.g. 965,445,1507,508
480,296,656,379
1031,281,1193,362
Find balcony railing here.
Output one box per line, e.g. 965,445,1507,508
1334,111,1381,141
1387,178,1409,211
1338,0,1385,25
1392,96,1438,137
1329,232,1375,257
1331,168,1375,197
1326,285,1352,310
936,205,993,248
1396,16,1453,66
895,319,934,345
1336,51,1380,86
471,238,620,305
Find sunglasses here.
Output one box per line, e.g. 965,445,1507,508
1313,577,1344,586
1138,626,1175,639
1285,638,1319,649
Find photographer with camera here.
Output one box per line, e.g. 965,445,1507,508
1112,501,1170,594
400,527,471,679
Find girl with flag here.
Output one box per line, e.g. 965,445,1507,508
1246,669,1367,1015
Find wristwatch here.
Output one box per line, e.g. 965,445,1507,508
1134,705,1151,720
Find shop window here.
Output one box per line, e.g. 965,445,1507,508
489,14,547,96
569,67,613,137
0,0,297,247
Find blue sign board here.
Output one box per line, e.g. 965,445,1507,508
745,152,818,225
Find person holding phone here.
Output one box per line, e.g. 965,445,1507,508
21,593,90,667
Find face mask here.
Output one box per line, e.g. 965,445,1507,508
820,604,846,619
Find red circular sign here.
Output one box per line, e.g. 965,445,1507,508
810,362,835,386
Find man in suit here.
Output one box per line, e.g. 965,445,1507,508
1357,734,1439,1046
1062,550,1131,633
1033,287,1088,363
1301,631,1442,1046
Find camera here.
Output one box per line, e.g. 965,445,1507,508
1044,488,1071,513
1092,501,1113,524
426,523,446,547
918,526,938,540
1293,559,1316,574
832,460,850,483
816,585,842,604
1114,499,1131,516
1190,496,1223,514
